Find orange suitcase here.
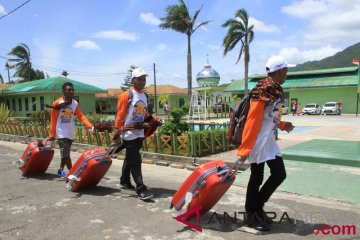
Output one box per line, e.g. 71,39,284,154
66,147,112,191
17,140,55,176
171,160,238,216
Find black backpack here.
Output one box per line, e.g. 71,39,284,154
227,95,251,146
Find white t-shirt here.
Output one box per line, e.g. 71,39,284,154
55,99,79,139
122,89,148,140
247,99,283,164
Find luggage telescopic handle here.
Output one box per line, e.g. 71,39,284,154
222,157,245,182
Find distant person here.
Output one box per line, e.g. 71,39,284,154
237,56,295,231
296,103,301,116
291,100,297,116
114,67,153,200
163,102,170,118
48,82,94,177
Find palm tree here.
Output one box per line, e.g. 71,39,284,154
0,73,3,84
222,8,254,96
160,0,210,102
7,43,36,82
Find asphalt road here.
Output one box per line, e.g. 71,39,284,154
1,140,360,240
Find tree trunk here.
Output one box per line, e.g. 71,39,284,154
187,35,192,103
244,47,249,96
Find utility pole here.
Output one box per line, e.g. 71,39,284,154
153,63,157,115
352,59,360,116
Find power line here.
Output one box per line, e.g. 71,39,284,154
0,0,32,21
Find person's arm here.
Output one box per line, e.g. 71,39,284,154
278,121,295,132
237,100,265,158
49,108,59,139
115,91,129,131
74,105,93,129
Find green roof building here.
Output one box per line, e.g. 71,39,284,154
225,67,359,114
0,76,105,117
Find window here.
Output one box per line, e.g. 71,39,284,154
40,96,44,111
12,99,16,111
179,98,185,107
25,98,29,111
6,99,10,109
18,99,22,111
32,97,36,111
159,102,163,109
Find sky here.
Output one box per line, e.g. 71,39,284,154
0,0,360,90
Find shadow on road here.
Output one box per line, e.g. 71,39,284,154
70,185,121,198
21,173,59,180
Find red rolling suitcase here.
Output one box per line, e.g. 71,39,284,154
66,146,114,191
171,160,243,216
17,139,55,176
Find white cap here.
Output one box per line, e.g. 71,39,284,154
131,67,148,79
265,56,296,73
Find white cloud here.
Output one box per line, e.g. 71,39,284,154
281,0,328,18
249,17,281,33
93,30,139,41
282,0,360,46
278,45,341,63
140,12,161,26
0,4,6,15
73,40,101,51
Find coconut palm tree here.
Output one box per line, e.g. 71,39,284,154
159,0,210,102
7,43,36,82
222,8,254,96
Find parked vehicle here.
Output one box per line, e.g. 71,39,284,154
213,103,232,113
302,103,321,115
322,102,340,115
281,104,288,115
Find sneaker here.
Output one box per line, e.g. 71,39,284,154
120,181,135,190
137,188,154,200
57,169,67,178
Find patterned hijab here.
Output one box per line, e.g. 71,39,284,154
250,76,283,102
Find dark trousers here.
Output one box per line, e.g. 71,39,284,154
120,138,145,192
245,156,286,213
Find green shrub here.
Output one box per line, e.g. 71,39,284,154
30,111,50,126
0,103,12,124
159,108,189,135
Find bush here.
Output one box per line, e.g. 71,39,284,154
159,108,189,135
30,111,50,126
0,103,12,124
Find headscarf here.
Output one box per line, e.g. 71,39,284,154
250,76,283,102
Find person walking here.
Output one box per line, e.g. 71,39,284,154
114,67,153,201
291,99,297,116
296,103,302,116
237,56,295,231
48,82,94,177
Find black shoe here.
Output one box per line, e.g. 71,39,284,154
257,209,274,225
120,181,135,190
137,188,153,200
245,212,271,232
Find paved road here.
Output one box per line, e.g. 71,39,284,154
1,140,360,240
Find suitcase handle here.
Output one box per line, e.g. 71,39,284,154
222,158,245,183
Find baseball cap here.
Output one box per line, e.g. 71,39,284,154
265,56,296,73
131,67,148,79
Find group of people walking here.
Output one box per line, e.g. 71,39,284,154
47,55,295,232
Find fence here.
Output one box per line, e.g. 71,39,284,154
0,124,235,157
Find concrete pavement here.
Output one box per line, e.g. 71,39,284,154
1,140,360,240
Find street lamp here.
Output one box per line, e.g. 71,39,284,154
352,59,360,116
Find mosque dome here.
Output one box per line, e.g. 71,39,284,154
196,59,220,87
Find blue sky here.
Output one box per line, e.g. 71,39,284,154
1,0,360,89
